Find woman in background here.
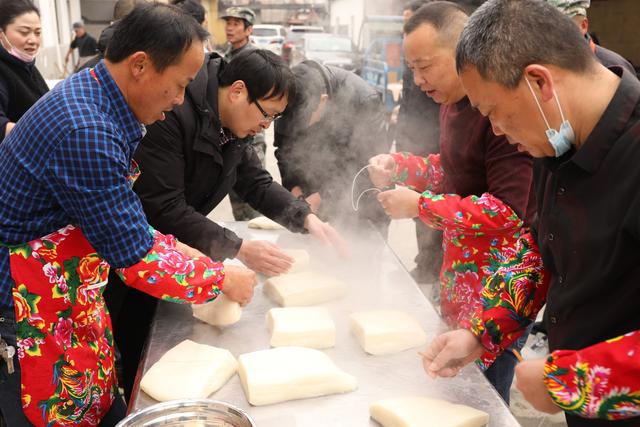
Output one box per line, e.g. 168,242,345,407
0,0,48,142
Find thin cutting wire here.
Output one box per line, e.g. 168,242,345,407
351,164,382,211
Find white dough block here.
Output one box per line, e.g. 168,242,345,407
247,216,285,230
350,310,427,355
267,307,335,349
282,249,310,274
192,295,242,326
238,346,357,406
370,397,489,427
264,271,347,306
140,339,238,402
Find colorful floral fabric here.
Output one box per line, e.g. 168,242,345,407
9,223,224,426
464,208,640,421
392,152,535,368
468,232,549,363
116,228,224,304
544,331,640,420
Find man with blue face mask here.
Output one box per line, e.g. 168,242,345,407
419,1,640,426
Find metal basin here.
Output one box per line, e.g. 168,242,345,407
116,399,255,427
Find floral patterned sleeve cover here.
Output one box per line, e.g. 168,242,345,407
543,332,640,420
468,232,550,359
116,227,224,304
391,152,444,193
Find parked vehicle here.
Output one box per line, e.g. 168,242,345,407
281,25,324,64
251,24,287,55
290,33,360,73
357,16,404,113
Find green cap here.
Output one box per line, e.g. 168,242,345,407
546,0,590,17
220,7,256,25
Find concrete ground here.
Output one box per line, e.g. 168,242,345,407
209,127,567,427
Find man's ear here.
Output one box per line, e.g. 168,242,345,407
128,51,150,80
228,80,247,102
523,64,555,103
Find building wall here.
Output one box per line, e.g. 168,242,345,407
588,0,640,67
330,0,364,42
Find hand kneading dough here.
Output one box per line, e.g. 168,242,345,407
264,271,346,306
350,310,427,355
282,249,310,274
140,339,237,402
192,295,242,326
267,307,335,348
370,397,489,427
247,216,285,230
238,346,357,405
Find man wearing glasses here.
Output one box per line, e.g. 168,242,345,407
104,50,347,398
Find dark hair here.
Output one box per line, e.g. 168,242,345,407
219,49,295,102
404,1,468,49
172,0,206,25
404,0,433,13
113,0,147,21
105,2,209,72
456,0,596,88
0,0,39,31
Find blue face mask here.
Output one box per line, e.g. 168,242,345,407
525,79,575,157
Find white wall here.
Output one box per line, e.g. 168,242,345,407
330,0,364,43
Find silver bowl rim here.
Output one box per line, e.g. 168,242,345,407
116,398,255,426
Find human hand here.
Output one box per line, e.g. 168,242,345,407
221,265,257,306
304,214,350,258
368,154,396,188
377,187,421,219
515,358,562,414
291,186,304,198
305,192,322,213
237,240,294,276
420,329,484,378
175,240,207,259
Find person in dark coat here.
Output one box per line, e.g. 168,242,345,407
397,0,443,285
64,21,98,73
104,49,346,399
0,0,48,143
274,61,389,230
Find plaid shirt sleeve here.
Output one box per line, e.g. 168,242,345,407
42,126,154,268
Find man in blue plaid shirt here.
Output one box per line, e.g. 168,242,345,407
0,3,256,426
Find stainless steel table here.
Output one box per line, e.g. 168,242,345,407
129,222,521,426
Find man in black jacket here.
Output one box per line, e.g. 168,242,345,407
274,61,389,229
104,50,346,398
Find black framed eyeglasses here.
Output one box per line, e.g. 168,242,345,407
254,99,283,123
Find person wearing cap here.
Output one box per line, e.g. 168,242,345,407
64,21,98,73
221,6,256,62
274,61,388,229
420,0,640,425
547,0,636,76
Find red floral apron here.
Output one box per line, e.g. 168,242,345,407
7,161,141,426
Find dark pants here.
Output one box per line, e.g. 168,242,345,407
413,219,443,284
483,328,530,405
103,271,157,402
0,306,126,427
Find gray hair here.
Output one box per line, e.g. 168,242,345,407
404,1,469,50
456,0,596,88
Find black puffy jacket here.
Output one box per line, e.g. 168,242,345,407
134,54,310,260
